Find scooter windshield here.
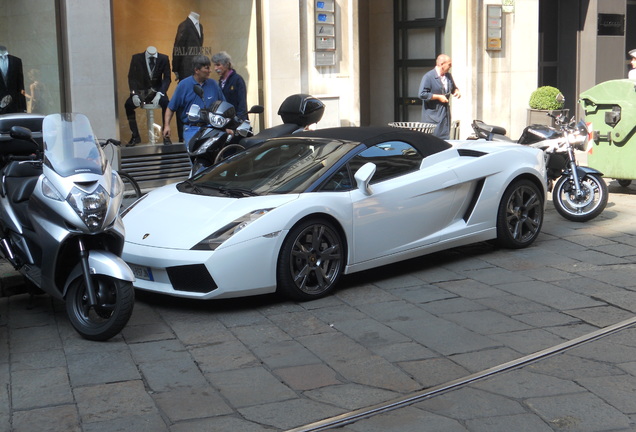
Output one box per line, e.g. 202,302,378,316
42,113,106,177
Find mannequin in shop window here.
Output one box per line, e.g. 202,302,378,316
0,45,27,114
172,11,204,142
125,46,172,146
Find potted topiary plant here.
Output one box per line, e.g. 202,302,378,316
527,85,568,126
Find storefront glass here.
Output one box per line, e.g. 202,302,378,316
0,0,62,115
112,0,258,144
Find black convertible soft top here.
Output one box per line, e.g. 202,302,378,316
296,126,452,158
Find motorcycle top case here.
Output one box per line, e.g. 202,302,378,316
0,113,44,155
278,94,325,126
518,124,562,145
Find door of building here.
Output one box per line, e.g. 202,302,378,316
393,0,450,122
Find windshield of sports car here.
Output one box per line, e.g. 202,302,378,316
177,138,359,196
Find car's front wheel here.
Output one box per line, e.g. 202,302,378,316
277,218,345,301
496,179,544,249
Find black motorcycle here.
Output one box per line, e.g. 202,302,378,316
186,91,325,176
185,86,263,176
471,110,608,222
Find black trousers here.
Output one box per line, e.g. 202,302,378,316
125,94,169,138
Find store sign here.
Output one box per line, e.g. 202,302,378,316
486,5,503,51
315,0,336,66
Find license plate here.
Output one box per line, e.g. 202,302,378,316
129,264,154,281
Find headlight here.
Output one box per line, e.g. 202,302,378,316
209,113,230,129
191,209,272,251
67,185,109,232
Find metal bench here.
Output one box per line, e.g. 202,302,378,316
120,144,191,192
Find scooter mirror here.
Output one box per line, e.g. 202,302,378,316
248,105,264,114
556,93,565,104
193,85,204,99
9,125,32,141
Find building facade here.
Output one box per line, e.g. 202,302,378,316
0,0,632,141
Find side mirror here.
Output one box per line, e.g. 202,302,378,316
248,105,264,114
9,125,33,141
193,85,204,99
354,162,376,196
187,104,201,122
556,93,565,104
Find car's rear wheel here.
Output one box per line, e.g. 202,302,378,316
277,218,345,301
496,179,543,249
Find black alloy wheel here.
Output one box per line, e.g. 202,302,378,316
277,218,345,301
496,179,544,249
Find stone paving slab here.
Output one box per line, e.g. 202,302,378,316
2,181,636,431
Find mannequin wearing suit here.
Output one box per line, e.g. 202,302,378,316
0,46,27,114
418,54,461,139
172,11,203,142
125,46,171,146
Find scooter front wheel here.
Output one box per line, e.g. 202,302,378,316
65,275,135,341
553,173,608,222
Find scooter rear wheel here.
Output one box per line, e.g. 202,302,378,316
65,275,134,341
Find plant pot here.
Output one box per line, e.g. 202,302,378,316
527,108,569,127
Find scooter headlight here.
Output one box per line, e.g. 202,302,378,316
68,185,109,232
209,112,230,129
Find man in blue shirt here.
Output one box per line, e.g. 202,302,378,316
163,55,225,145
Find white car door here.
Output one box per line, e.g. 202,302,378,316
348,142,460,264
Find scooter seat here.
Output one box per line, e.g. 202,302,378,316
472,120,507,136
1,161,42,203
240,123,302,149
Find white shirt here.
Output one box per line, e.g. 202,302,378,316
0,54,8,82
145,52,157,76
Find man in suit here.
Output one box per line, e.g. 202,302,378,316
172,11,204,142
0,46,27,114
418,54,461,139
125,46,171,146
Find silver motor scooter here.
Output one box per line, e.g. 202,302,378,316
0,113,135,340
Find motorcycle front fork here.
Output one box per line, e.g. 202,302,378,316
78,238,98,308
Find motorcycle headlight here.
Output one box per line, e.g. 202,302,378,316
191,209,272,251
209,112,230,129
68,185,109,232
569,122,589,151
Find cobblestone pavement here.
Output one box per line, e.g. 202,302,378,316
2,180,636,432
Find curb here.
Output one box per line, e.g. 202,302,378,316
0,261,27,297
